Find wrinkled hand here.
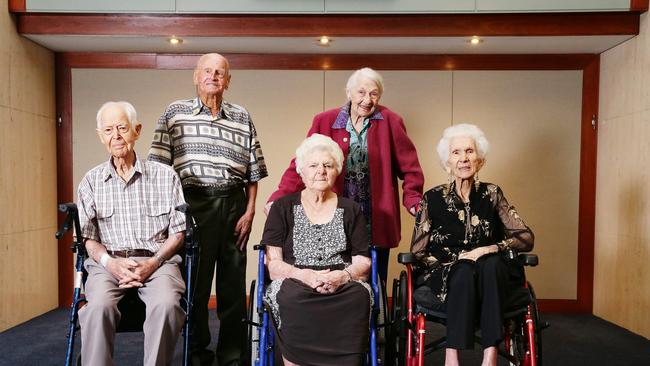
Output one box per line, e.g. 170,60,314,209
458,245,498,262
264,201,274,216
299,269,330,289
234,211,254,251
107,257,160,288
106,257,142,288
128,258,159,287
315,270,349,294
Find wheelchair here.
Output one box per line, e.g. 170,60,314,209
390,249,548,366
245,244,390,366
57,202,199,366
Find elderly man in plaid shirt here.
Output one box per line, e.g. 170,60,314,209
77,101,187,366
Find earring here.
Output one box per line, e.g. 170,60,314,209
474,172,480,191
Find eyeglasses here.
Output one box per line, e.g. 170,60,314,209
98,124,130,136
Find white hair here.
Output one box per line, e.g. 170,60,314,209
345,67,384,97
436,123,490,168
96,101,137,128
295,134,344,177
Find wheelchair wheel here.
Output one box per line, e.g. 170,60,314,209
247,280,260,366
390,271,409,366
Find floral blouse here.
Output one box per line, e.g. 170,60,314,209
410,181,534,303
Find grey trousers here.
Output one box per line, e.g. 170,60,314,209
79,257,186,366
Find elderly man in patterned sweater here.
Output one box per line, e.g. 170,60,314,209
149,53,268,366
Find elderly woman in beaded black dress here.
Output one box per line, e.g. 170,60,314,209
262,133,372,366
411,123,534,366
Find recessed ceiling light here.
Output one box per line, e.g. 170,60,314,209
469,36,483,45
169,37,183,45
318,36,332,46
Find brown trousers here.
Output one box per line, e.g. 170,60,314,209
79,257,185,366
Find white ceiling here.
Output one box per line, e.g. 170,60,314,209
24,34,634,54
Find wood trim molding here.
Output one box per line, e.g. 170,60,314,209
575,57,599,313
60,52,596,71
8,0,26,13
20,12,639,37
537,299,584,313
631,0,649,12
55,52,599,313
55,53,74,306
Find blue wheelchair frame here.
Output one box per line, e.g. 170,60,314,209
248,244,386,366
57,203,199,366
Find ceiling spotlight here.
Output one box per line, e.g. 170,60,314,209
318,36,332,46
169,37,183,45
469,36,483,45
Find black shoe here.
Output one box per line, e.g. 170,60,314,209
190,349,215,366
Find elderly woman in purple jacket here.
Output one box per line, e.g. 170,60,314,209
267,67,425,283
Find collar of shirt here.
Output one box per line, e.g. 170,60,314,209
345,115,371,138
101,152,144,184
191,97,231,120
332,101,384,129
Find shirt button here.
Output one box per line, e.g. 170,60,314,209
318,256,323,261
343,137,348,142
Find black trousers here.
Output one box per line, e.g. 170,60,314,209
185,187,247,365
446,254,509,349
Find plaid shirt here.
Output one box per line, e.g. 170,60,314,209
77,155,186,252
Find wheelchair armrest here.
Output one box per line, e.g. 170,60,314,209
253,244,266,251
518,253,539,267
398,252,417,264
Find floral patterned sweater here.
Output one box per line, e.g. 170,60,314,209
410,182,534,303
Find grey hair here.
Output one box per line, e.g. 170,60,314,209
436,123,490,168
96,101,137,128
295,133,344,177
345,67,384,97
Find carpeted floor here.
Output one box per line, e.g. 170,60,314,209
1,309,649,365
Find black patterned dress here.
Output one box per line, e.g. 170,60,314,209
410,182,534,306
261,192,372,366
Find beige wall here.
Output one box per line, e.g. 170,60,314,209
0,1,57,331
72,68,582,301
596,12,650,339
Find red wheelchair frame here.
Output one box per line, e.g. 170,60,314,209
390,251,547,366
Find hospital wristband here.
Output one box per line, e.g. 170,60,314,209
100,253,111,268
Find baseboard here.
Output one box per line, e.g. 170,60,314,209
210,296,583,313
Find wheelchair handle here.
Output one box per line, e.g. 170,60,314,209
56,203,81,240
398,252,417,264
175,203,191,214
518,253,539,267
58,203,78,214
56,214,74,239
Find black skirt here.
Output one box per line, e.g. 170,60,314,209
267,278,371,366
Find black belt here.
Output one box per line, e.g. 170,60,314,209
108,249,155,258
184,184,244,197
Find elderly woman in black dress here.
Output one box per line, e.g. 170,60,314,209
262,133,372,366
411,124,534,366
